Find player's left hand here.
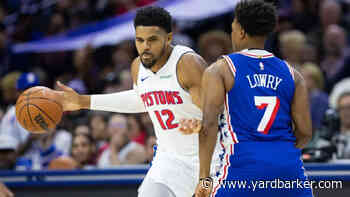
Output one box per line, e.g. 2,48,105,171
179,119,202,135
193,178,213,197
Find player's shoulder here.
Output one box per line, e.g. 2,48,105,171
131,56,141,68
176,48,207,89
179,52,206,66
177,50,207,73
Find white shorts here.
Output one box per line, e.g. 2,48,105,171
138,150,221,197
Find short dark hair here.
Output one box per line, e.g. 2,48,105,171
134,6,172,33
234,0,277,36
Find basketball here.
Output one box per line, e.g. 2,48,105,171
15,86,63,134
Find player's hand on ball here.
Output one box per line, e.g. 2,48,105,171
0,183,14,197
194,178,213,197
179,119,202,135
55,81,84,111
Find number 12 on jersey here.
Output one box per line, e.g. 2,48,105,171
154,109,178,130
254,96,280,134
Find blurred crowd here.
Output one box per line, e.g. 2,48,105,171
1,0,350,170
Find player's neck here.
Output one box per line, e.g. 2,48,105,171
240,37,266,51
150,46,174,73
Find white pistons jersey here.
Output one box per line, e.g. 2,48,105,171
135,45,202,157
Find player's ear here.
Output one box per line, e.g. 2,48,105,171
239,25,246,40
167,32,173,45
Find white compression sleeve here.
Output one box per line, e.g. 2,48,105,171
90,89,146,113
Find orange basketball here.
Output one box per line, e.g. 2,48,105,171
15,86,63,134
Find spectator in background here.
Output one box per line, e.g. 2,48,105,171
140,113,154,136
0,3,5,21
308,0,343,61
88,111,109,156
198,30,232,64
321,24,350,92
127,114,147,145
46,12,66,36
102,72,121,94
0,71,21,106
289,0,319,33
70,133,96,168
332,91,350,159
98,114,146,167
0,23,10,77
144,134,156,164
300,43,318,64
69,45,92,94
172,21,195,48
0,135,18,170
98,114,129,167
34,128,65,168
279,30,306,68
329,78,350,110
49,133,96,170
112,40,136,71
265,9,294,58
0,108,4,121
37,12,71,78
119,69,133,91
49,125,72,156
74,124,90,136
0,72,36,153
300,62,329,131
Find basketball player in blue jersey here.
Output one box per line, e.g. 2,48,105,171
181,1,313,197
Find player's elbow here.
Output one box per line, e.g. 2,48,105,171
200,120,217,137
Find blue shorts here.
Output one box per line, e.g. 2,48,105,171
213,141,313,197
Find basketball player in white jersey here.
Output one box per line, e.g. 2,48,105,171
55,6,221,197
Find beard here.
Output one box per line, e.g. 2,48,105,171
141,56,157,68
140,44,167,69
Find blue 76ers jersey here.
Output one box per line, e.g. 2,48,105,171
222,49,296,142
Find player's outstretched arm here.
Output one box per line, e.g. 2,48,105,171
55,57,146,113
291,68,312,149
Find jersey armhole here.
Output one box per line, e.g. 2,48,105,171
175,51,196,95
284,61,295,81
222,55,236,78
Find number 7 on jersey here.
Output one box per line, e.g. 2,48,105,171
254,96,280,134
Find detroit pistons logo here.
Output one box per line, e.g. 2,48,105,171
140,91,183,107
140,91,184,130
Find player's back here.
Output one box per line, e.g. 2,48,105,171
223,49,295,143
